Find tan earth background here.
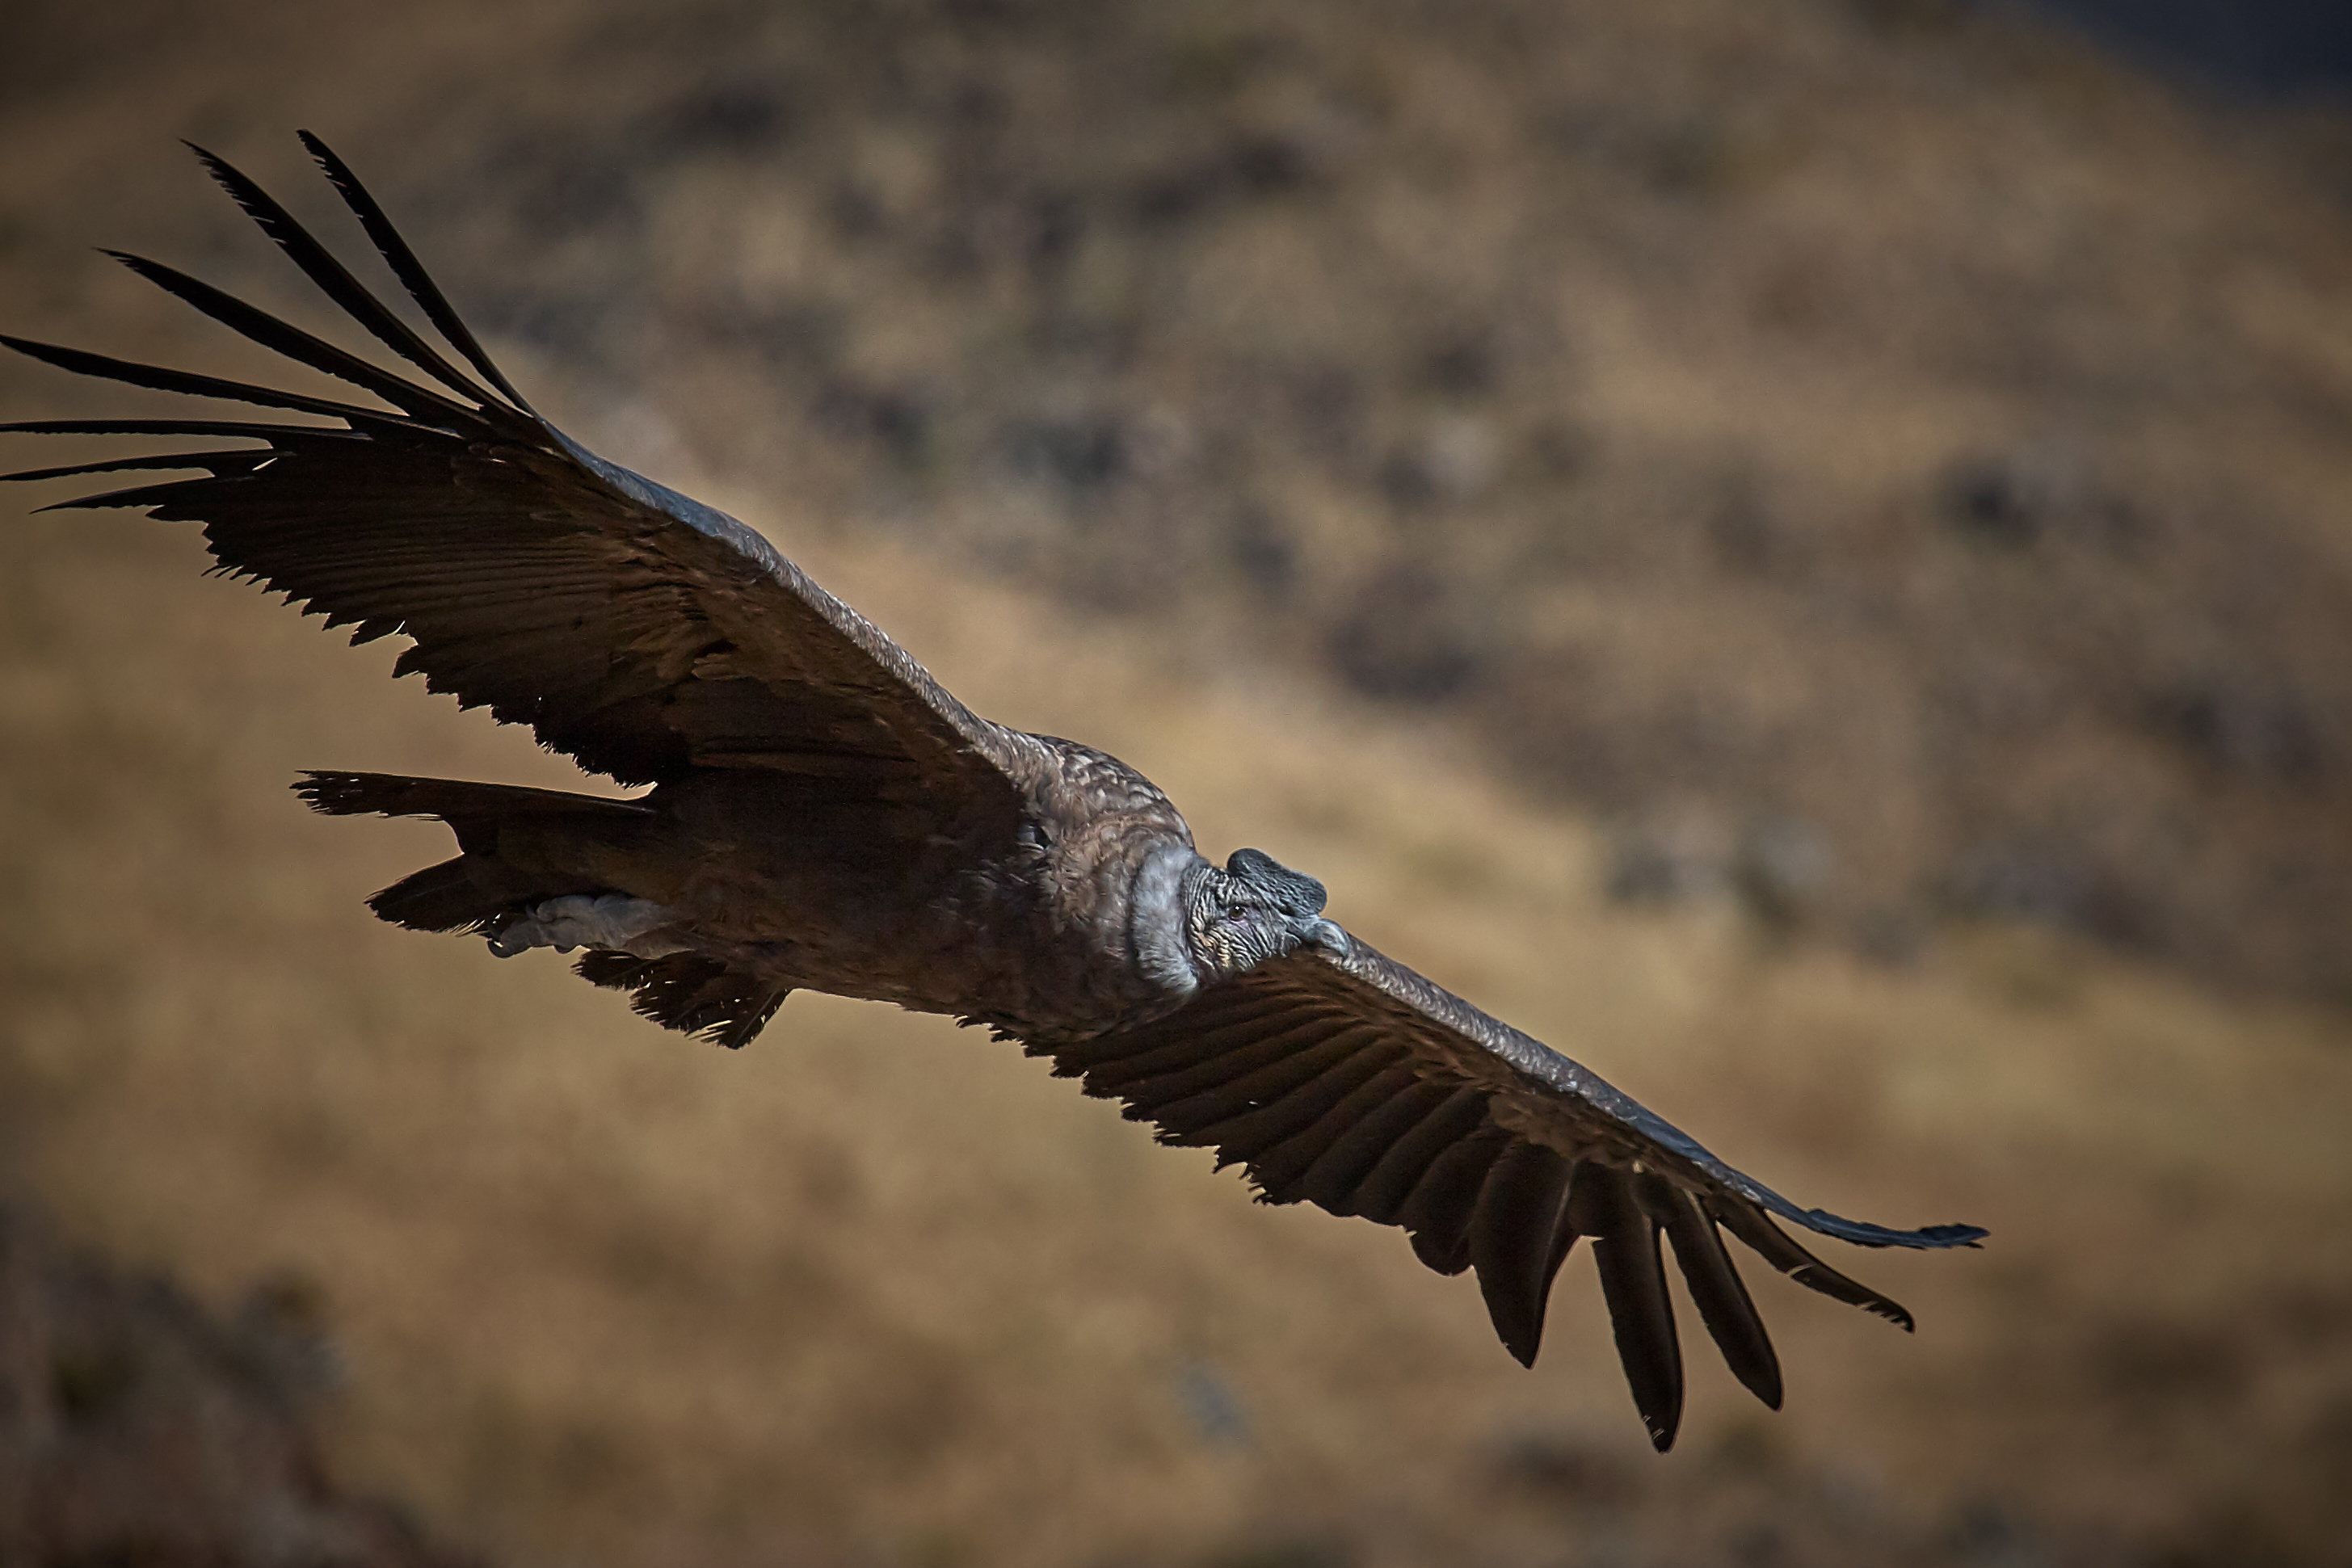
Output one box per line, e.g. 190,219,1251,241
4,2,2352,1565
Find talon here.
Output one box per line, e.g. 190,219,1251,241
479,894,688,959
486,919,539,958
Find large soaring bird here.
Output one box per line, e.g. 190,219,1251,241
2,137,1983,1451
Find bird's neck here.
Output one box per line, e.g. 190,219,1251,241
1127,843,1210,997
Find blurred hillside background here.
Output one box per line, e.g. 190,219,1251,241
2,1,2350,1565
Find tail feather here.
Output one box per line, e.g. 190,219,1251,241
366,855,489,933
305,768,786,1048
305,768,634,932
366,854,598,936
575,951,789,1049
298,769,651,821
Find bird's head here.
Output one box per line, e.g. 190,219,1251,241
1184,847,1349,979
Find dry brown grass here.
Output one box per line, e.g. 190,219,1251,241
6,470,2352,1566
6,3,2352,1565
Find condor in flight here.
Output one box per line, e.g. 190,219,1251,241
2,137,1982,1452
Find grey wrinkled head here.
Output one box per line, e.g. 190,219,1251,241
1184,847,1349,979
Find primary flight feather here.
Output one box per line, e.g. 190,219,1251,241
2,137,1983,1452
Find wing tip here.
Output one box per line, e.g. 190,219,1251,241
291,129,537,415
1801,1267,1917,1333
181,138,247,195
1792,1208,1989,1251
1920,1221,1991,1248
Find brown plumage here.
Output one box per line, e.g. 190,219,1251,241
2,137,1984,1452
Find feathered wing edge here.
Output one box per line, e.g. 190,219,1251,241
1036,942,1984,1452
2,137,1034,804
0,136,530,507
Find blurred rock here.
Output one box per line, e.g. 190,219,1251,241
1940,451,2072,551
2141,676,2328,786
1171,1360,1251,1451
1004,410,1130,494
1486,1427,1644,1508
1325,561,1485,701
1943,1499,2043,1568
814,378,936,471
0,1202,478,1568
642,78,801,158
1733,812,1834,929
1226,503,1298,598
1604,805,1832,929
1606,804,1736,906
1130,131,1324,227
1378,416,1498,509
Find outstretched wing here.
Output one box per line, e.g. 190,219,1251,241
1036,935,1984,1452
2,135,1029,817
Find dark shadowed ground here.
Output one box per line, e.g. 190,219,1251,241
0,1202,480,1568
3,2,2351,1566
2009,0,2352,96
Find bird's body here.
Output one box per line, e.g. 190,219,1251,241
3,137,1984,1452
304,721,1222,1047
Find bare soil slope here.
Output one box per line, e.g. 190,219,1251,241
0,1201,479,1568
4,3,2352,1566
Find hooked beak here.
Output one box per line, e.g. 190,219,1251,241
1292,915,1350,958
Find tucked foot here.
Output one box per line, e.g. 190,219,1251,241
488,894,689,959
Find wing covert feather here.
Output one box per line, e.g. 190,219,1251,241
2,139,1032,815
1037,931,1983,1449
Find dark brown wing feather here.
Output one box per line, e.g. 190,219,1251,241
1036,935,1984,1452
1578,1166,1684,1450
0,138,1029,820
9,137,1985,1455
